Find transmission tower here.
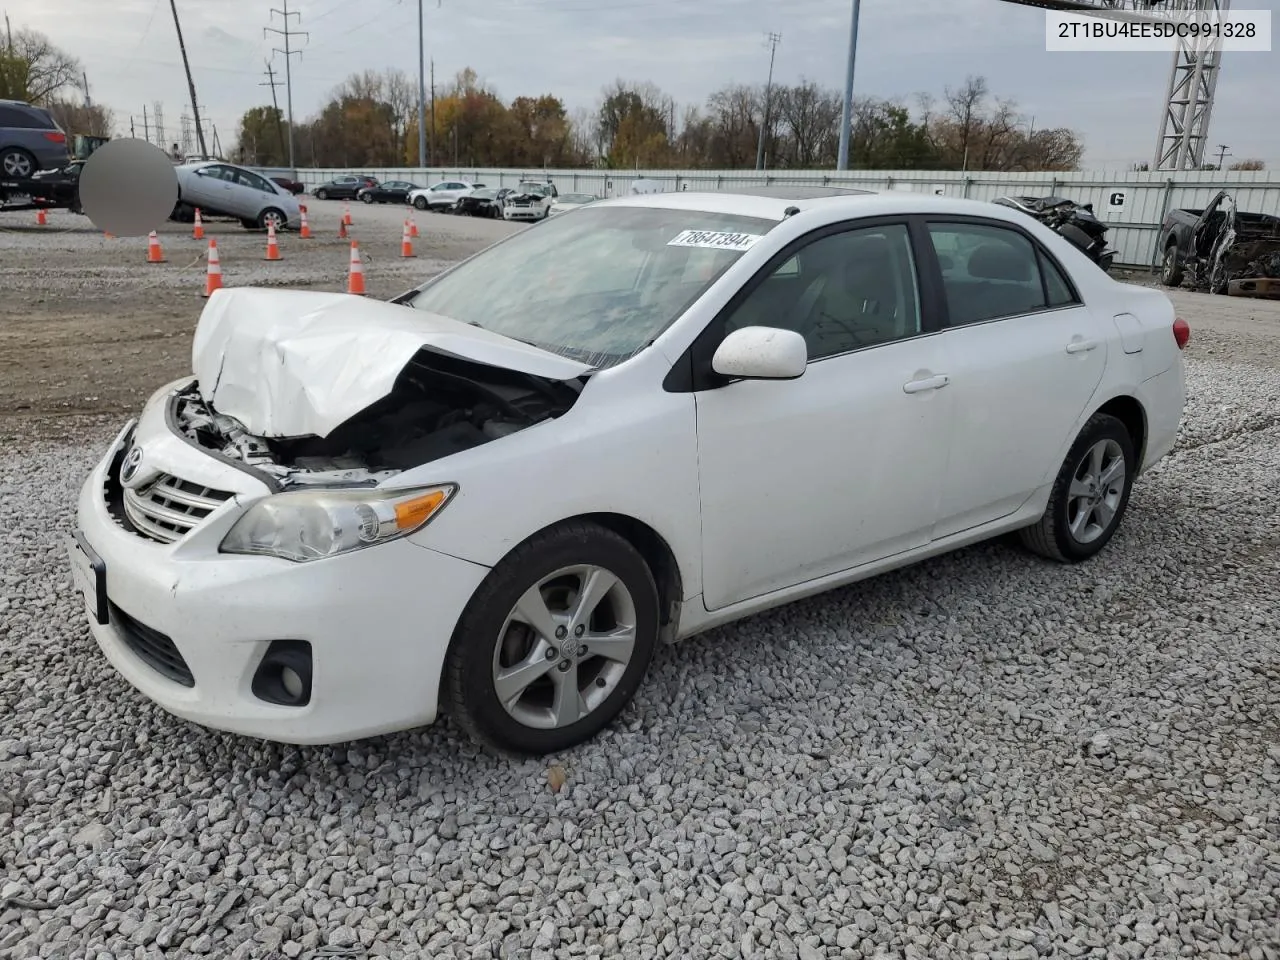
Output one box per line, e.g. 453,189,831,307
994,0,1230,171
153,102,166,149
265,0,309,172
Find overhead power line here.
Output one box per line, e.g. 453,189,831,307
265,0,309,172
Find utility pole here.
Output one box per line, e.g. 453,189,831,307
261,59,288,164
429,59,436,167
417,0,427,168
168,0,208,159
130,116,136,137
265,0,308,174
755,32,781,171
82,71,92,109
142,104,150,143
5,14,11,53
836,0,861,171
1215,143,1231,170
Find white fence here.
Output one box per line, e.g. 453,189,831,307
259,166,1280,268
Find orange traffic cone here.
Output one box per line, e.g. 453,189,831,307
35,208,47,226
337,218,348,240
192,207,204,240
146,231,168,264
263,221,282,261
343,202,352,226
409,214,419,239
299,206,311,239
400,219,415,258
347,241,366,296
104,230,114,239
202,239,223,298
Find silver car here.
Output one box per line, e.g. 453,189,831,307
174,161,302,230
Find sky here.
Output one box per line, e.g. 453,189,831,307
6,0,1279,169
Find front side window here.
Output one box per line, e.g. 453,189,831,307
927,222,1050,325
722,223,922,361
407,205,776,368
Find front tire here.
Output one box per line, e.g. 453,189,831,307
1161,243,1184,287
414,196,428,211
443,522,660,755
1018,413,1136,564
316,188,329,200
257,207,286,230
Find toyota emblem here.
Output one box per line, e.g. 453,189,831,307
120,446,144,484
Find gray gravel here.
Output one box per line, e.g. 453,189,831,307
2,293,1279,959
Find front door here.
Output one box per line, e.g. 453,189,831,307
693,221,956,611
923,219,1109,539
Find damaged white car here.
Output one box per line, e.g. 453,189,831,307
67,189,1188,754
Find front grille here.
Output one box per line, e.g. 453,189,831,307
122,474,234,544
111,604,195,687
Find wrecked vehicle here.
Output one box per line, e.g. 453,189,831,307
66,190,1188,756
992,195,1117,273
1159,190,1280,298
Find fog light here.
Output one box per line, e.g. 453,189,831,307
251,640,313,707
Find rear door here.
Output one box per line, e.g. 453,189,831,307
923,217,1110,539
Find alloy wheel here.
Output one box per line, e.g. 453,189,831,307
491,564,638,730
1066,438,1126,545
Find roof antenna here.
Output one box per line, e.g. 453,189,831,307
783,206,801,218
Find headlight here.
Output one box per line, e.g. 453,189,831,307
219,484,456,563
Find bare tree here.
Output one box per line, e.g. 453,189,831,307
0,27,81,103
775,80,841,167
945,75,988,170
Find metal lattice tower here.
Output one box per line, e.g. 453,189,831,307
996,0,1230,170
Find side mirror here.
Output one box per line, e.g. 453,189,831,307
711,326,807,381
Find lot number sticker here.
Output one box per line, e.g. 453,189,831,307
668,229,763,251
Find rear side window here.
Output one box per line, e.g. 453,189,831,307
0,105,50,128
1040,251,1079,307
927,222,1051,325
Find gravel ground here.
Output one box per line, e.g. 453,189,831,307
1,233,1279,958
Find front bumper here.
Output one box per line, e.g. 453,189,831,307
67,418,490,745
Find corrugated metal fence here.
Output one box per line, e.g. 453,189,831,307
258,166,1280,268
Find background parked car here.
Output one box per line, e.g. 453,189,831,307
408,180,483,212
548,192,599,217
502,181,557,221
357,180,421,205
313,175,378,200
454,187,513,218
270,176,306,195
0,98,71,178
173,161,301,230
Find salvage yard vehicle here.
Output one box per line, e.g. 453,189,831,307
1159,190,1280,298
409,179,484,212
313,175,378,200
502,181,558,221
454,186,512,218
992,195,1117,273
0,98,71,178
358,179,421,204
67,189,1189,755
548,192,599,217
172,160,302,230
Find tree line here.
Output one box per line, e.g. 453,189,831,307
235,70,1096,173
0,26,114,138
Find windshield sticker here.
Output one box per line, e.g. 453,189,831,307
667,229,764,252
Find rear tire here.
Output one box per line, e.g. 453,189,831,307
362,193,374,204
1161,243,1184,287
443,521,660,756
1018,413,1136,564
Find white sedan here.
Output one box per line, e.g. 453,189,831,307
67,189,1188,755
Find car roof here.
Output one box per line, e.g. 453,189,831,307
597,188,1034,226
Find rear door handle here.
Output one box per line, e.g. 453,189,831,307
1065,339,1098,354
903,374,950,394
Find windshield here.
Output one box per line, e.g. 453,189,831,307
472,189,498,199
406,205,776,368
562,194,596,203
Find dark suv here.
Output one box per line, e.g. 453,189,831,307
0,99,70,179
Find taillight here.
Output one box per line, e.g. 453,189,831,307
1172,316,1191,349
43,131,66,144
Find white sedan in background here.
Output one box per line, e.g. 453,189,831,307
548,192,600,216
68,188,1188,755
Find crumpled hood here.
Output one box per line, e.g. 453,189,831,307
191,287,592,438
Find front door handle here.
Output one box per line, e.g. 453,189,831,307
1065,339,1098,354
903,374,950,394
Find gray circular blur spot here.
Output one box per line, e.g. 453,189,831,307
79,139,179,237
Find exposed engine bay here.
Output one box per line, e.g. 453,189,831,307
174,349,583,488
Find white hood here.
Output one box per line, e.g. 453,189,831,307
191,287,592,438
